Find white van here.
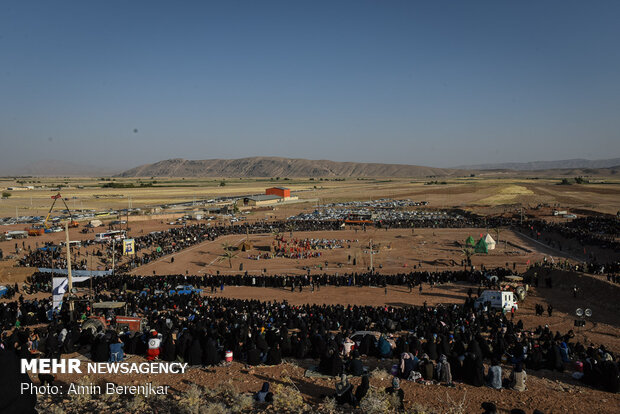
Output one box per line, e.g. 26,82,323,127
474,290,518,311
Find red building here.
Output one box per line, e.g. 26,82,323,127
266,187,291,198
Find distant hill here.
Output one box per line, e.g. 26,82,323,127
456,158,620,171
0,160,119,177
116,157,464,178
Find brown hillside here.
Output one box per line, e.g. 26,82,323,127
116,157,466,178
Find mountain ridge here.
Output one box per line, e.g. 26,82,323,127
116,157,463,178
455,158,620,171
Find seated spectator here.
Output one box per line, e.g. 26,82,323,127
419,353,434,381
508,362,527,392
342,337,355,357
385,377,404,409
109,336,125,362
254,382,273,403
436,354,454,386
265,343,282,365
354,375,370,403
334,374,356,406
246,343,261,366
486,358,502,389
399,352,416,379
348,350,364,376
377,335,392,358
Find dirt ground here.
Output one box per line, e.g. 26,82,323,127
1,223,573,282
2,181,619,412
10,267,620,413
28,276,620,413
129,228,571,277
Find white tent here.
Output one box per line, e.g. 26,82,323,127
484,233,496,250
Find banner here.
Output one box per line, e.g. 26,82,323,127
39,268,112,277
123,239,135,256
52,277,68,310
52,276,93,310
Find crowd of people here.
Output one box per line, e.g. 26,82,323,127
1,266,618,401
13,209,620,281
270,236,352,259
3,204,620,413
516,216,620,256
17,219,346,271
21,267,512,297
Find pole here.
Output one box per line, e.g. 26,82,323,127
112,238,116,275
369,238,373,272
89,252,93,314
65,222,74,318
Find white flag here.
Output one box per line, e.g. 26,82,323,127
52,276,92,310
52,277,68,310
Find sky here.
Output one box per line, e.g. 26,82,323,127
1,0,619,171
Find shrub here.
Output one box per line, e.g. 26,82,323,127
178,383,204,414
440,391,467,414
359,387,393,414
202,402,230,414
407,402,433,413
370,368,390,381
1,192,11,198
322,396,337,413
229,392,253,413
125,395,148,412
272,383,306,413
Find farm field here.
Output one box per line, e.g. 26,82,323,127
2,176,620,220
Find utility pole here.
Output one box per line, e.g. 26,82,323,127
65,222,74,318
112,238,116,275
369,239,373,272
520,208,523,226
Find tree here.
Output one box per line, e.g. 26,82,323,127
219,181,226,187
222,250,234,268
493,227,501,246
221,242,235,268
462,247,475,269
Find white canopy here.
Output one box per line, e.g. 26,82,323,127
484,233,496,250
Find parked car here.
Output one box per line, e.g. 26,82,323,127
169,285,203,295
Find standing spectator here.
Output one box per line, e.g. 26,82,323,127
146,330,161,361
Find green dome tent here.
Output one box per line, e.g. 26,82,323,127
475,238,488,254
465,236,475,247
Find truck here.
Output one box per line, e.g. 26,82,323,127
474,290,518,312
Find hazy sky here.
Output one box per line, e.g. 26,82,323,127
1,1,619,170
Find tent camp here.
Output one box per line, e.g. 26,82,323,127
484,234,496,250
465,236,475,247
475,238,488,254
